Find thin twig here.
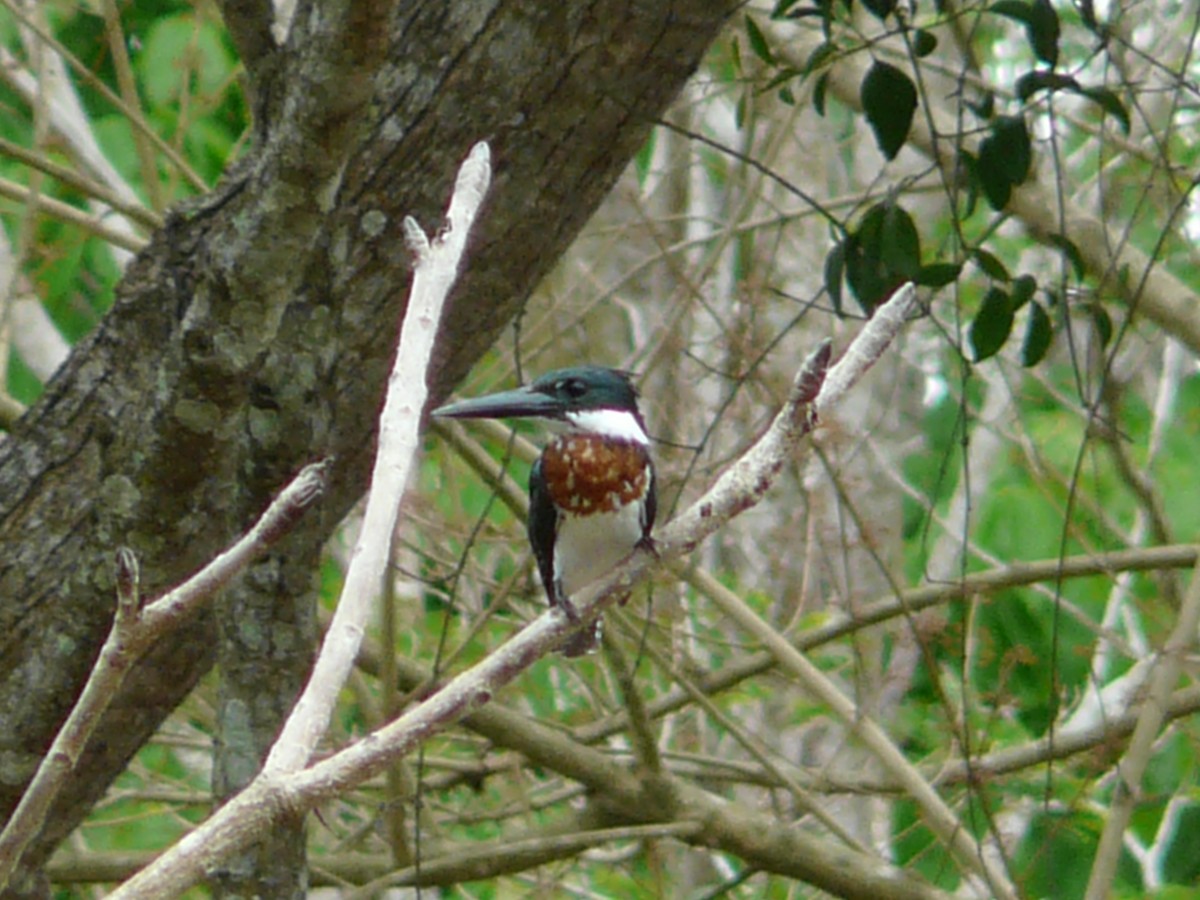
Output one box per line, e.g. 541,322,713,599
0,137,161,230
100,0,162,211
0,176,148,253
0,0,207,191
675,562,1014,897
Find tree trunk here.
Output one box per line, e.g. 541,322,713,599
0,0,737,890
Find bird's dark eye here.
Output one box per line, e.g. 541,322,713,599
559,378,587,399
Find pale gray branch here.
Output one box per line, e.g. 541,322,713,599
0,461,327,893
264,141,492,776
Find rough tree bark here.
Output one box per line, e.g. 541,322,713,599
0,1,737,893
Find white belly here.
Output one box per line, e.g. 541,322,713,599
555,502,644,597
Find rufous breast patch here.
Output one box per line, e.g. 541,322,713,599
541,435,650,516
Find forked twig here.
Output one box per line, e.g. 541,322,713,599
0,461,328,892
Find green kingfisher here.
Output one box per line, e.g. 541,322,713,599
432,366,656,656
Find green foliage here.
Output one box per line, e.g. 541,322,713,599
990,0,1061,67
970,285,1014,361
860,60,917,161
138,16,235,110
1015,808,1104,896
1021,299,1053,366
977,115,1032,211
828,199,923,314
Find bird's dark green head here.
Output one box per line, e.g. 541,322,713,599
525,366,640,413
433,366,648,443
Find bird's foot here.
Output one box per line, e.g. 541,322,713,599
556,594,580,622
561,619,601,657
637,534,660,558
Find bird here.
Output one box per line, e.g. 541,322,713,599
432,366,656,656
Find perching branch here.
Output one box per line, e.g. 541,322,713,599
0,460,327,893
109,282,932,900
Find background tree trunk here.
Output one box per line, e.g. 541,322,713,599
0,1,737,890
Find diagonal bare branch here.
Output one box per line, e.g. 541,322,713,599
0,461,327,893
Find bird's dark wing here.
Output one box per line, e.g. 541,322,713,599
527,456,562,609
529,456,599,656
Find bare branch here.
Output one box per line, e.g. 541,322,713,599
0,461,327,893
814,283,918,416
577,543,1200,747
261,141,491,777
1085,552,1200,897
676,563,1014,896
0,177,147,253
0,137,162,230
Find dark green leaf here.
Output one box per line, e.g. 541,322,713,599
977,144,1013,209
824,242,846,316
991,115,1032,184
844,206,888,315
1022,300,1053,365
1028,0,1060,66
1092,305,1113,347
1077,0,1098,31
881,202,921,279
977,115,1031,209
990,0,1033,23
779,0,835,24
840,202,921,314
916,262,963,288
730,36,743,74
858,202,887,238
968,91,996,120
991,0,1059,66
779,85,796,105
1048,233,1086,281
961,162,981,217
862,0,896,20
1011,274,1037,310
913,30,938,57
814,71,830,116
971,287,1015,361
1016,70,1080,102
735,90,748,129
745,15,775,64
771,0,808,17
973,248,1010,281
861,61,918,160
1081,86,1131,134
823,0,840,35
843,237,882,316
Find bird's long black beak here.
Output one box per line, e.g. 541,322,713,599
432,384,561,421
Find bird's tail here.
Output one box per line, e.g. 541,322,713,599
560,619,601,657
